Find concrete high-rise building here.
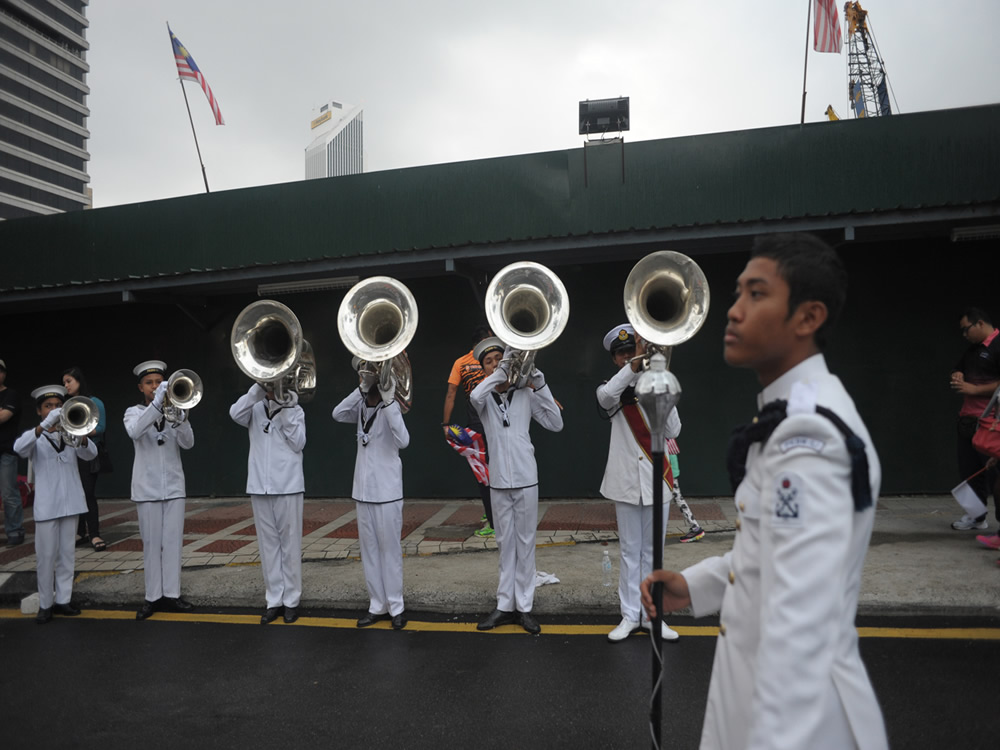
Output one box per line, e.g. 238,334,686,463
0,0,90,220
305,99,363,179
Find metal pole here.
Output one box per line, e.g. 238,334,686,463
800,0,812,124
177,78,211,193
651,448,664,750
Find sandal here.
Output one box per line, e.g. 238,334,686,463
91,538,107,552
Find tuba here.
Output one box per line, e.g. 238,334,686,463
231,300,317,403
337,276,418,412
163,369,203,424
623,250,710,369
60,396,99,447
485,261,569,388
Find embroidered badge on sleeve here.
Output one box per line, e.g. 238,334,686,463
774,472,804,527
779,436,825,454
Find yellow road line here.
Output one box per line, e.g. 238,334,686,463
0,609,998,638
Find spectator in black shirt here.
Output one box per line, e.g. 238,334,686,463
950,308,1000,531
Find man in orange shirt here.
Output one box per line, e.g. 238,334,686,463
442,324,494,536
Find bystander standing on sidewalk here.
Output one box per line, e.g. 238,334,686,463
0,359,25,547
950,308,1000,533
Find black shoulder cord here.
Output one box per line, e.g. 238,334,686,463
726,399,872,512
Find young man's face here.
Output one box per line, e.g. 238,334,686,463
0,369,6,387
725,257,807,382
612,346,635,369
959,316,988,345
37,396,63,420
138,373,164,404
482,351,502,376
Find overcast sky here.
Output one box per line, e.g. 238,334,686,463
84,1,1000,209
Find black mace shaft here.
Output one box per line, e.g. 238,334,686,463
650,449,665,750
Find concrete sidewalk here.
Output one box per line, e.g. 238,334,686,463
1,495,998,618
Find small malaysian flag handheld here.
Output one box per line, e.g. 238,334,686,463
169,26,224,125
813,0,843,53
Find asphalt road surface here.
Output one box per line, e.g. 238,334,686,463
1,610,996,749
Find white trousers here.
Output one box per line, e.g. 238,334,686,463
356,500,404,616
136,498,185,601
491,486,538,613
251,493,303,608
35,516,77,609
614,501,667,623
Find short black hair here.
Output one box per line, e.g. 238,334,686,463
62,366,92,397
472,323,493,346
750,233,847,350
962,307,993,327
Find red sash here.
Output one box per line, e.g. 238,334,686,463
621,403,674,490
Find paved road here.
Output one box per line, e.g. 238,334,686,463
2,610,996,749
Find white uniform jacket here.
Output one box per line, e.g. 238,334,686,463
124,403,194,502
597,362,681,505
682,354,887,750
469,369,563,490
332,389,409,503
14,429,95,522
229,385,306,495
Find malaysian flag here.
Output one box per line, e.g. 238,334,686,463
169,27,225,125
813,0,843,53
445,424,490,485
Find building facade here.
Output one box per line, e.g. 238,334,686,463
0,0,90,220
304,99,363,179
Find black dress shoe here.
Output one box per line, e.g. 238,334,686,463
53,602,81,616
518,611,541,634
261,606,283,625
5,533,24,548
136,600,157,621
356,612,389,628
35,607,52,624
167,597,194,612
283,607,298,624
391,612,407,630
477,608,516,631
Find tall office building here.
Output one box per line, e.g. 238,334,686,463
305,99,363,179
0,0,90,220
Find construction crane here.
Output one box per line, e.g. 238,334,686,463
844,2,895,118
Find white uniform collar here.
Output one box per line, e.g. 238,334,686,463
757,353,829,410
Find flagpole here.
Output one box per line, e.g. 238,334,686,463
169,22,210,193
800,0,812,124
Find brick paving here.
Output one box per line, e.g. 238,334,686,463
0,496,737,575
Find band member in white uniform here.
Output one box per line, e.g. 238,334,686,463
124,361,195,620
597,323,688,643
15,385,96,624
230,383,306,625
471,337,563,635
642,234,888,750
333,364,410,630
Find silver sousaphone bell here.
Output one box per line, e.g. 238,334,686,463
485,261,569,388
231,300,317,403
623,250,710,370
337,276,418,412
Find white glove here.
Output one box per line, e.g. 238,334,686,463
40,407,62,430
529,368,546,390
378,374,396,406
152,381,168,409
279,390,299,408
498,347,514,377
248,383,267,402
